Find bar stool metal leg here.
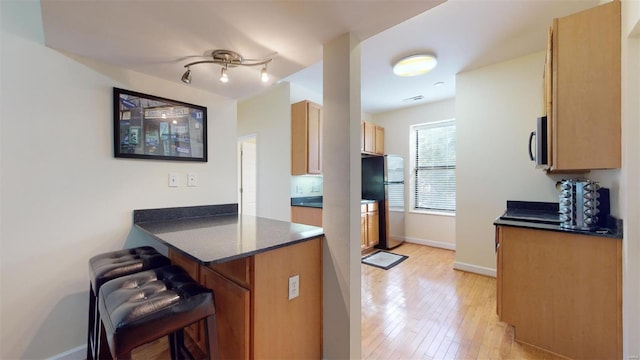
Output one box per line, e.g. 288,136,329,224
86,284,96,360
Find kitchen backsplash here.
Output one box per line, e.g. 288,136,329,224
291,175,323,197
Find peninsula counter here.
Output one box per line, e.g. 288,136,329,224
134,204,324,359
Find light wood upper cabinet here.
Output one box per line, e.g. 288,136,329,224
375,126,385,155
545,1,621,172
362,121,384,155
292,100,322,175
363,121,375,153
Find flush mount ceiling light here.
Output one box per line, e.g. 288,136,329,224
392,54,438,77
181,49,273,84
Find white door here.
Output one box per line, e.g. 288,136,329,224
238,135,257,216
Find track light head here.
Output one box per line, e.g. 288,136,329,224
181,68,192,84
260,66,269,82
220,66,229,83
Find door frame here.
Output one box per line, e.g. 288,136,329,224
237,134,258,216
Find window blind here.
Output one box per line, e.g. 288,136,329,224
413,120,456,212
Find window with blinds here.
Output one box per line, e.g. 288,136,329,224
412,119,456,213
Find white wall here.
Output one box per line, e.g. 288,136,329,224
455,52,570,274
290,82,323,106
455,50,622,276
373,99,456,248
237,83,291,221
0,2,237,358
291,176,323,197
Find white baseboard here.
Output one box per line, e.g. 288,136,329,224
453,261,496,278
404,236,456,251
47,345,85,360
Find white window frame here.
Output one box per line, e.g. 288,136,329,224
409,119,456,216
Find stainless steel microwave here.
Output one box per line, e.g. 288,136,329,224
528,116,548,168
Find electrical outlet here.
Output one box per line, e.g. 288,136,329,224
187,173,197,187
168,173,179,187
288,274,300,300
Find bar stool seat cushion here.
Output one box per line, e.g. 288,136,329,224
89,246,170,292
98,265,215,357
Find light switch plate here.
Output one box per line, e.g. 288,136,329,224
187,173,197,187
288,274,300,300
168,173,179,187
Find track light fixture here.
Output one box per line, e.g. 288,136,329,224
180,49,273,84
181,67,192,84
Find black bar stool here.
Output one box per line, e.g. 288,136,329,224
87,246,171,360
97,265,220,359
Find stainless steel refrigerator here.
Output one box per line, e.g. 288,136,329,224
361,154,405,249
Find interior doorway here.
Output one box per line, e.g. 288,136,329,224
238,135,257,216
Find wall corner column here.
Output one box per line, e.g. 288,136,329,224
321,33,362,359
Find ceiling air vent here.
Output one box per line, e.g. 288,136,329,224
403,95,424,102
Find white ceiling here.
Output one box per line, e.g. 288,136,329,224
40,0,599,114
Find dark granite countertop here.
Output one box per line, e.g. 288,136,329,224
494,218,622,239
291,196,323,208
290,197,379,208
134,204,324,265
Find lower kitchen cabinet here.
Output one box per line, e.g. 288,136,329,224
360,212,367,251
496,226,621,359
361,202,379,253
168,249,205,350
200,264,250,359
169,237,323,359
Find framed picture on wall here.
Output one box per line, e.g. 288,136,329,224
113,87,208,162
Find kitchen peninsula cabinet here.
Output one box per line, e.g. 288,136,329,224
170,239,322,359
496,225,621,359
544,0,620,172
361,121,384,155
134,205,324,360
292,100,322,175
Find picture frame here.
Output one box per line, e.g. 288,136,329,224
113,87,207,162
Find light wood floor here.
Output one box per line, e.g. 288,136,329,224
362,242,563,359
133,242,562,359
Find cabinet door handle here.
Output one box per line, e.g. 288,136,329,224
528,131,536,161
495,241,500,253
